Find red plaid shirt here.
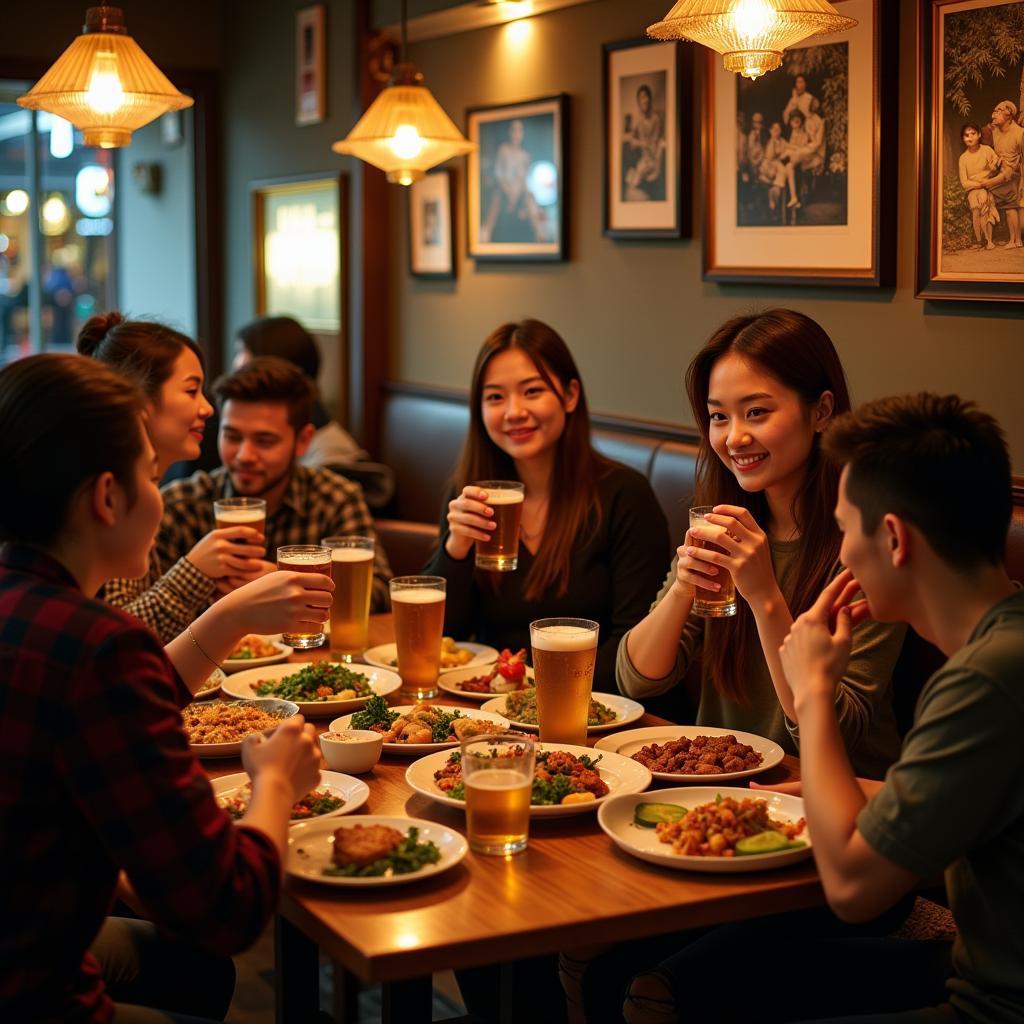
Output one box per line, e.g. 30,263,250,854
0,544,281,1022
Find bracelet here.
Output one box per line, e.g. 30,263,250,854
187,624,221,672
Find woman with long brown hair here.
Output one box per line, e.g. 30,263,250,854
617,309,904,778
424,318,668,692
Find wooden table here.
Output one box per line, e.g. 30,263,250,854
210,616,822,1023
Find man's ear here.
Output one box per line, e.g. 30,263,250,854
89,471,119,527
294,422,316,460
881,513,912,569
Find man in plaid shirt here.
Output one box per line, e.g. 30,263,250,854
107,357,391,642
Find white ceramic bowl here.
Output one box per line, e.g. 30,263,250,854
319,729,384,774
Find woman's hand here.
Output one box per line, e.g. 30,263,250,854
668,527,723,600
186,527,265,579
217,569,333,639
242,715,321,805
687,505,778,607
444,486,495,561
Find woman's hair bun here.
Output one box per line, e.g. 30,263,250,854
76,310,126,356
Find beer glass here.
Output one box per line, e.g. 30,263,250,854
390,576,446,700
530,618,599,747
688,506,737,618
213,497,266,551
323,536,374,662
276,544,332,649
474,480,525,572
461,734,535,855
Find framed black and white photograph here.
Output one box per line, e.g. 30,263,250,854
603,38,691,239
917,0,1024,302
466,95,569,261
703,0,897,286
408,169,455,279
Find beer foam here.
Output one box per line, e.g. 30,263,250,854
216,508,263,524
330,547,374,563
531,625,597,652
391,587,445,604
484,488,524,505
279,552,329,566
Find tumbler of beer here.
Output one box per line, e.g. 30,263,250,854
213,497,266,550
530,618,599,747
474,481,525,572
276,544,332,649
461,734,535,856
323,536,374,662
688,506,737,618
390,576,446,700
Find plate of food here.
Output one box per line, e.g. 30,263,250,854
212,770,370,824
480,689,645,734
193,666,226,700
221,662,402,717
437,649,531,702
182,698,299,758
405,742,652,818
286,815,468,887
330,698,511,755
593,725,785,783
222,634,293,672
363,639,498,674
597,787,812,873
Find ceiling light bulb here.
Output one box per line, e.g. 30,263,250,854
84,52,125,115
389,124,425,161
731,0,777,39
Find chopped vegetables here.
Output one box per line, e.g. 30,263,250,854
253,663,373,702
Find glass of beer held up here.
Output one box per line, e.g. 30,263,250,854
390,576,446,700
213,497,266,550
461,734,535,856
322,536,374,662
276,544,332,649
474,480,525,572
530,618,599,747
688,506,737,618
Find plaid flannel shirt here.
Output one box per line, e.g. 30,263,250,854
0,544,280,1023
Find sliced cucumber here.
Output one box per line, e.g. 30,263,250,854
633,802,688,828
735,830,792,855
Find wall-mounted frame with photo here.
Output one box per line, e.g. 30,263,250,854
916,0,1024,302
408,169,456,279
295,4,326,126
702,0,897,286
467,94,569,262
603,38,692,239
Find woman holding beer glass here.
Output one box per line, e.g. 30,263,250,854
79,312,269,643
423,319,668,692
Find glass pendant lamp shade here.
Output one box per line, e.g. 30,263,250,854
17,6,193,149
333,64,475,186
647,0,857,80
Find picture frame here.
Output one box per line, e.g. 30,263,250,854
295,4,326,126
251,173,347,332
603,38,692,239
916,0,1024,302
408,169,456,279
702,0,897,286
466,94,569,262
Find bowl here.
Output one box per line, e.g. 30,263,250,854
319,728,383,774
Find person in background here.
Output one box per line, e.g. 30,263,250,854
958,122,1001,251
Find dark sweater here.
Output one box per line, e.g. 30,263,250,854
423,464,669,692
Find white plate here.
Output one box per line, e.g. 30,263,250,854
405,742,652,818
481,691,645,734
194,666,226,700
221,662,402,717
598,787,813,873
593,725,785,783
211,770,370,825
287,815,468,887
438,665,536,703
363,642,498,675
186,698,299,758
330,705,511,755
222,635,293,673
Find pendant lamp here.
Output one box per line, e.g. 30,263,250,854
333,0,475,186
647,0,857,80
17,5,193,149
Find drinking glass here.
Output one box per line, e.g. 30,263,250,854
461,733,535,855
473,480,525,572
276,544,331,648
688,506,737,618
213,497,266,551
390,576,446,699
530,618,599,747
323,536,374,661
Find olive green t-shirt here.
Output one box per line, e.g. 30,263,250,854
858,589,1024,1024
616,539,905,779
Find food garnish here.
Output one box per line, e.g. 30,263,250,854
503,687,617,727
456,648,530,694
253,662,373,702
323,825,441,877
630,734,763,775
633,802,688,828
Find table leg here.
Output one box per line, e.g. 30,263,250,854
381,975,432,1023
274,913,320,1023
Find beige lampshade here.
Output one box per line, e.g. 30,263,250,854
17,6,193,149
647,0,857,79
333,65,476,186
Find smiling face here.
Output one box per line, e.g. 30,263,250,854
480,347,579,470
144,347,213,466
219,399,310,497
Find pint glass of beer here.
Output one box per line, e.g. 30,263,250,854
461,734,535,855
530,618,599,747
276,544,332,649
688,506,737,618
390,576,446,700
323,536,374,661
474,481,525,572
213,497,266,550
